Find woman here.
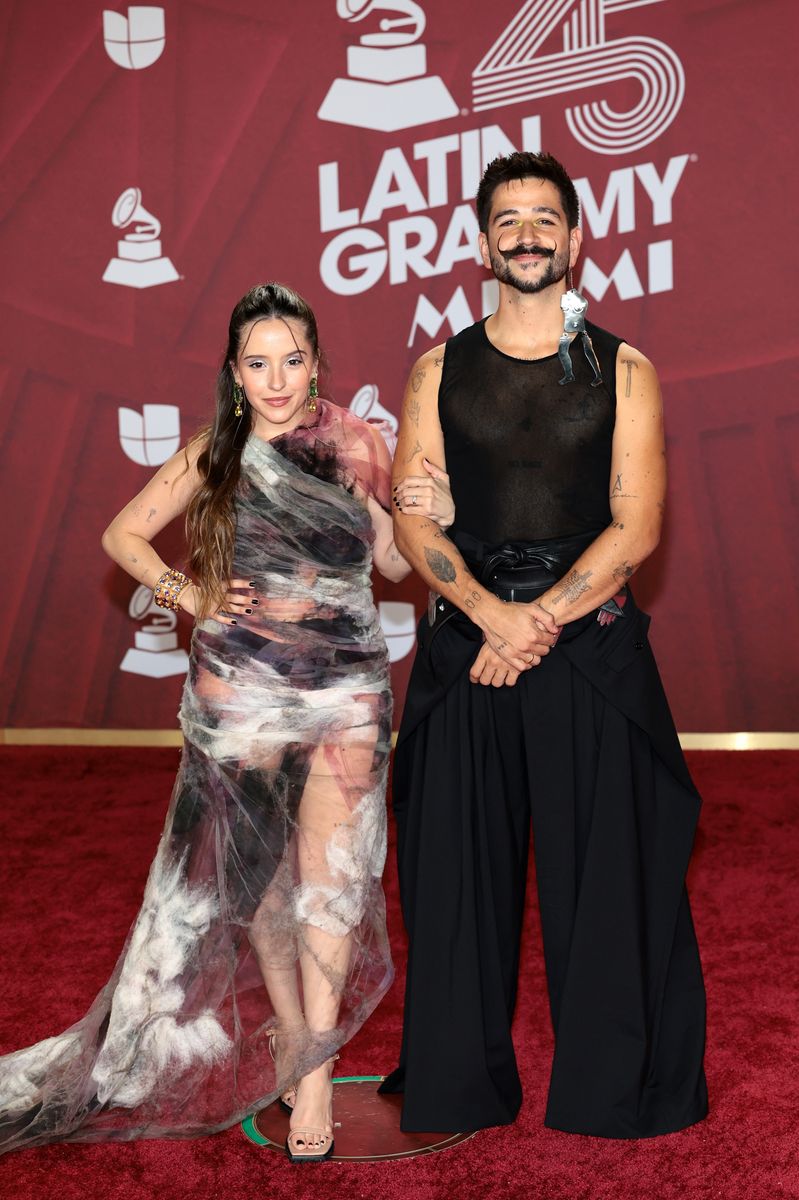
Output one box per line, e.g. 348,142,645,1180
0,283,453,1162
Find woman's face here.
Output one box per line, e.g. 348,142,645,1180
232,317,317,440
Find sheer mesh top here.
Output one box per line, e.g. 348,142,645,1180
439,318,623,545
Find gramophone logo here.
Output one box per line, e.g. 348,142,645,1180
318,0,458,132
119,404,181,466
120,584,189,678
349,383,398,456
102,187,179,289
103,6,166,70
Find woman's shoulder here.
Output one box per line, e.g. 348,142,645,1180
318,398,382,448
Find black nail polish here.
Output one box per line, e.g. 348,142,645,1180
251,599,259,605
231,619,237,625
245,608,252,614
249,581,256,587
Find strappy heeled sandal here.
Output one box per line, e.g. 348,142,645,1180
286,1125,335,1163
285,1053,340,1163
266,1026,303,1114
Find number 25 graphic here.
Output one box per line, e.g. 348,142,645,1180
473,0,685,155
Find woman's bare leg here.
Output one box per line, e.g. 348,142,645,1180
290,734,376,1150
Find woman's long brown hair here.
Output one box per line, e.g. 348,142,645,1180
185,282,321,617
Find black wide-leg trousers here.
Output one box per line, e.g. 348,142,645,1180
380,605,708,1137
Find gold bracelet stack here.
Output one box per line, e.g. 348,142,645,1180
153,568,193,612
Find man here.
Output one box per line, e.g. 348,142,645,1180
379,151,707,1139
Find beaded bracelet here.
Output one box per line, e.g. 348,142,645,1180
153,567,193,612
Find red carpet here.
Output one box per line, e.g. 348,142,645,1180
0,747,797,1200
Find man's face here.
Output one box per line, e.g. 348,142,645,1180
479,177,581,295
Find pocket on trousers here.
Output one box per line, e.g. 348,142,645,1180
604,609,652,673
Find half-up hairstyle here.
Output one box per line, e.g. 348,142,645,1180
185,282,321,617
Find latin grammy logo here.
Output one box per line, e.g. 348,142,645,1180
102,187,179,289
120,585,189,679
349,383,398,455
318,0,458,132
103,6,166,70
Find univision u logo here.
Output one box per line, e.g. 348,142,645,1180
103,6,166,70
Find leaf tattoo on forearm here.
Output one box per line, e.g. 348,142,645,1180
424,546,456,583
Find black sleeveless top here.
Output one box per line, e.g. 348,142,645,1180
439,317,622,545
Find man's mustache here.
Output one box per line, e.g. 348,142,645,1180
502,244,555,261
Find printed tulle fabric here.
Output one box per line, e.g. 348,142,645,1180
0,400,394,1153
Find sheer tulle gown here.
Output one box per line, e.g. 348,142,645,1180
0,401,394,1154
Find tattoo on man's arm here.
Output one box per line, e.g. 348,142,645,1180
433,354,444,368
612,561,637,583
407,396,421,426
551,568,593,605
424,546,457,583
405,439,423,462
421,519,446,541
411,367,426,393
465,590,482,611
622,359,638,398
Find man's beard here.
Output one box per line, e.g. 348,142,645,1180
490,244,570,294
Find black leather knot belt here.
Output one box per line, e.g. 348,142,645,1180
453,528,601,603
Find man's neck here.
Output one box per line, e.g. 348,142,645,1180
485,280,568,359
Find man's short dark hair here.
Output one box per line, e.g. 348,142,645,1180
476,151,580,233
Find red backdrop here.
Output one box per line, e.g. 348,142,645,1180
0,0,797,732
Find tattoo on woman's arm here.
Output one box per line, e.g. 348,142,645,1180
424,546,457,583
551,568,593,605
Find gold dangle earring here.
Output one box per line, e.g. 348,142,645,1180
233,382,244,418
306,376,318,413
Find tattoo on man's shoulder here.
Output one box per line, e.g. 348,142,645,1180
405,439,423,462
411,367,426,393
424,546,457,583
552,568,593,605
622,359,638,398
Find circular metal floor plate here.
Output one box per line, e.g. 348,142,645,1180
242,1076,475,1161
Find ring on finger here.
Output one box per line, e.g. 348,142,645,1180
411,495,418,506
